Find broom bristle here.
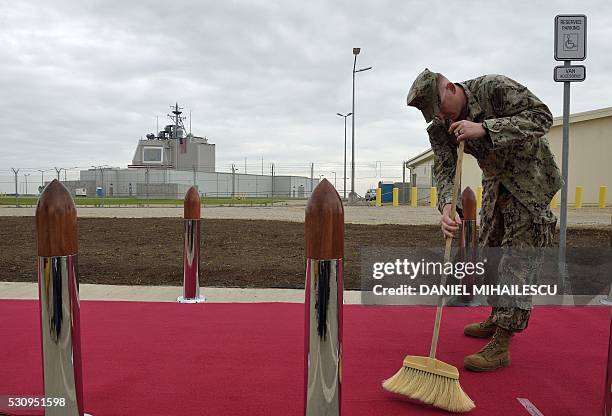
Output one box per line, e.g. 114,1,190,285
383,365,475,413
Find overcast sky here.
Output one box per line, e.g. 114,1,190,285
1,1,610,194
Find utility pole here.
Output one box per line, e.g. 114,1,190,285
310,162,314,194
231,164,236,198
337,112,352,199
402,161,406,204
54,167,61,180
261,156,264,175
271,163,275,205
245,157,247,174
11,168,19,206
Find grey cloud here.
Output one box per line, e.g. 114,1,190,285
1,0,610,194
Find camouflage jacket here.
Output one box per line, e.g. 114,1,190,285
428,74,562,223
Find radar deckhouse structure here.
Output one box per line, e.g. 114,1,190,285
131,102,215,172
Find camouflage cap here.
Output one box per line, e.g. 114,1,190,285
406,68,440,123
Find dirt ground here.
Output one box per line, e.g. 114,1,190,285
0,217,609,290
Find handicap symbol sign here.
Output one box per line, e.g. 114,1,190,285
564,34,578,51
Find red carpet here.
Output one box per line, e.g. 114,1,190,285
0,300,608,415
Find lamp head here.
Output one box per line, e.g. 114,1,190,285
353,48,361,55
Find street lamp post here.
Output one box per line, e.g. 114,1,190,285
37,169,46,191
350,47,372,203
336,112,352,199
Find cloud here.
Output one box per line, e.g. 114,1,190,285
1,0,610,194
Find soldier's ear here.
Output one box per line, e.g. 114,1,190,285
446,82,456,94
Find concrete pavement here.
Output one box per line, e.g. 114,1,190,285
0,282,363,304
1,205,610,226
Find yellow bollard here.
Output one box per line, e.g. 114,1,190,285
411,187,418,208
430,186,437,208
376,188,382,207
575,186,583,209
550,191,559,209
392,187,399,207
476,186,483,209
599,186,607,208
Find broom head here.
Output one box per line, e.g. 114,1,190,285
382,355,475,413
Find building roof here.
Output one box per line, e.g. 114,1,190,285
552,106,612,126
406,106,612,167
406,147,434,167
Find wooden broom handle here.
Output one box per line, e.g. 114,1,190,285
429,141,465,359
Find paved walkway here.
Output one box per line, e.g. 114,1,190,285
1,282,605,306
1,205,610,226
0,282,362,304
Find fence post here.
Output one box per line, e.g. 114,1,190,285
304,179,344,416
36,179,90,415
178,186,205,303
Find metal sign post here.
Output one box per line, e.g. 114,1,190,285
554,14,587,249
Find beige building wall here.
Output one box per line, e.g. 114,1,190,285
407,107,612,206
547,110,612,205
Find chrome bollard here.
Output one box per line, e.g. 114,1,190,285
36,180,90,416
304,179,344,416
447,187,478,307
459,186,478,306
178,186,205,303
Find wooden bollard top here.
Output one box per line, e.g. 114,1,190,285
305,179,344,259
461,186,477,221
184,186,201,219
36,179,77,257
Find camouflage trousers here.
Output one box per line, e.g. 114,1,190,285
479,184,556,332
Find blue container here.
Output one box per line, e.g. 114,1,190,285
378,182,394,203
96,187,104,197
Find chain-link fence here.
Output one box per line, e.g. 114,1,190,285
0,161,411,206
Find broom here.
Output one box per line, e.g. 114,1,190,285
383,141,475,413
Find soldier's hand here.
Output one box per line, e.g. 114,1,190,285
448,120,486,142
441,203,461,239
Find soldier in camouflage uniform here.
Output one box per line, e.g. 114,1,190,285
406,69,561,372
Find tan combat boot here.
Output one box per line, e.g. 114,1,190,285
463,315,496,338
464,327,512,372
